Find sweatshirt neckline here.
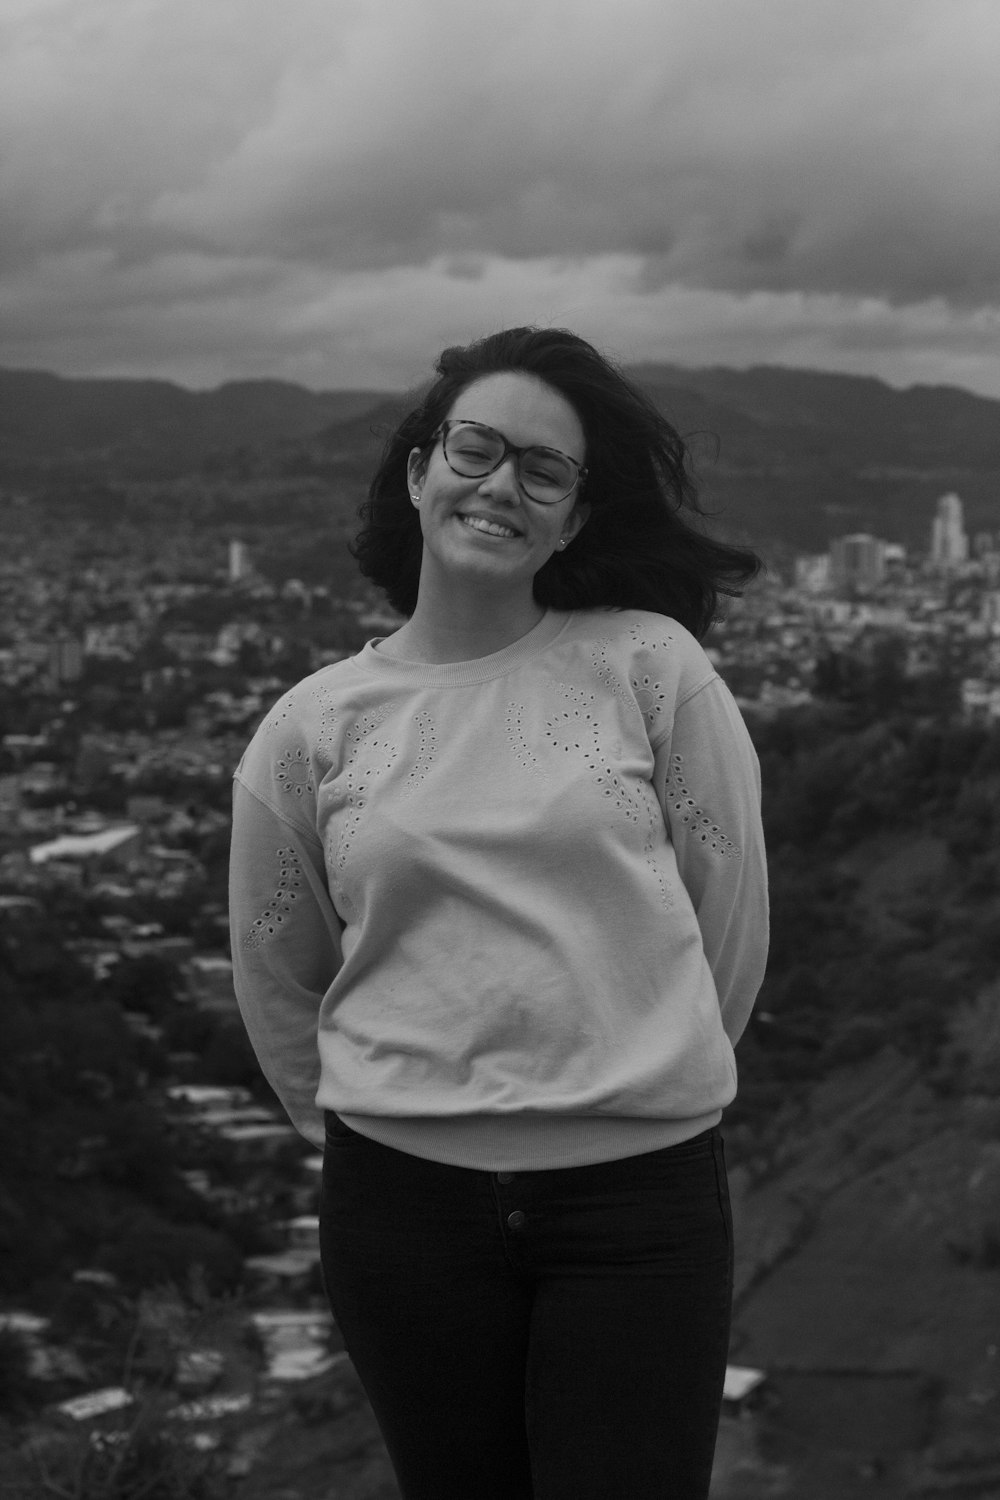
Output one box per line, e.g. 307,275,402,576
353,609,573,686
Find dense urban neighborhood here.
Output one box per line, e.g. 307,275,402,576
2,464,1000,1497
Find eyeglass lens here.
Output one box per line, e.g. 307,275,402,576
443,423,578,502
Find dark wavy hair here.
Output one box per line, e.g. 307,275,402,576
350,326,761,639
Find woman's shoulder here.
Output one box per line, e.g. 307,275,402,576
254,656,359,733
567,607,708,665
562,608,718,708
235,655,364,785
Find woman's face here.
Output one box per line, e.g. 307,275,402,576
407,371,589,603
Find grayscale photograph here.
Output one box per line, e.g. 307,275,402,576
1,3,998,1497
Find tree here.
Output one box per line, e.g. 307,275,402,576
104,955,184,1021
97,1219,243,1298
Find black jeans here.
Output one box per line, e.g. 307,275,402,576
319,1118,733,1500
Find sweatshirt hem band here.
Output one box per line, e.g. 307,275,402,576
334,1109,724,1172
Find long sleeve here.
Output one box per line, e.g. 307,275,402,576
654,676,768,1045
229,777,344,1147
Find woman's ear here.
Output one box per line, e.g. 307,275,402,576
406,448,426,501
561,499,591,544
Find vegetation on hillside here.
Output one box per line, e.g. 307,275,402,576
730,673,1000,1149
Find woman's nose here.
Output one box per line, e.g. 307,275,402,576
478,455,522,503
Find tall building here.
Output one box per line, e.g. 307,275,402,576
794,554,831,593
930,493,968,568
830,533,886,593
48,634,83,684
229,539,250,583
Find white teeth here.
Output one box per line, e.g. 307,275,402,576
459,515,519,539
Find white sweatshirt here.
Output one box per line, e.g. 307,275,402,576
229,608,768,1171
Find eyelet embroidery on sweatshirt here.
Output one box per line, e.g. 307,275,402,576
400,712,437,797
507,702,539,773
628,621,676,654
345,705,390,747
631,673,669,733
544,707,642,825
663,753,741,857
590,639,630,704
244,847,303,948
557,682,596,708
311,687,341,773
626,624,677,732
262,691,297,733
636,778,676,911
275,746,313,798
330,707,397,877
544,703,675,909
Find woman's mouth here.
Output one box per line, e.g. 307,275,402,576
457,514,521,540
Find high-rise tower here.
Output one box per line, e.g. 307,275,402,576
229,539,250,583
830,533,886,592
930,493,968,568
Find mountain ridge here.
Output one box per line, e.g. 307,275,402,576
3,363,999,552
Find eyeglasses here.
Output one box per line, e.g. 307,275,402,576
433,420,587,505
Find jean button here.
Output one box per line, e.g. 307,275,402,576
506,1210,526,1230
497,1171,514,1184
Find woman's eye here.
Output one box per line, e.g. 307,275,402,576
525,463,562,486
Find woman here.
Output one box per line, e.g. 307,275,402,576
229,326,768,1499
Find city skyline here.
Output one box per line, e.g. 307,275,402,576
2,0,999,397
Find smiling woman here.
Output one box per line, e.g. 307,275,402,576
383,368,590,660
229,325,769,1499
353,326,760,648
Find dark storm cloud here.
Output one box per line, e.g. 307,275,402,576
2,0,998,391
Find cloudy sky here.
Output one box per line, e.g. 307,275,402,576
3,0,999,395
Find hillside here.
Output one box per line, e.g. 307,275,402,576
3,364,1000,553
0,369,386,482
707,703,1000,1497
720,1042,1000,1498
631,364,1000,554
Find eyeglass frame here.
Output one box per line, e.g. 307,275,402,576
431,419,588,504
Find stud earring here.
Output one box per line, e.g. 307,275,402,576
557,538,568,549
410,493,420,504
